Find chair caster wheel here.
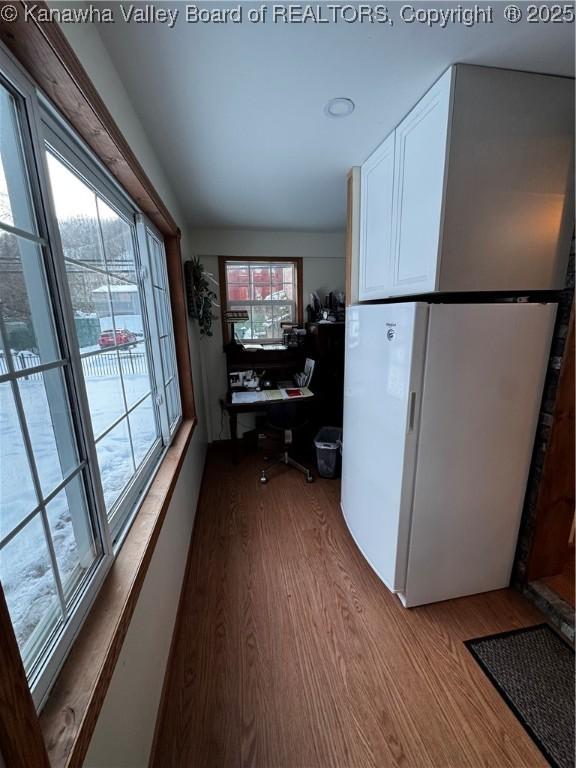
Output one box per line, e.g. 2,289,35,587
260,473,268,484
306,474,314,483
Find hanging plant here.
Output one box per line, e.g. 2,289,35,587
184,257,218,337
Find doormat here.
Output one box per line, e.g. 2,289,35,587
465,624,575,768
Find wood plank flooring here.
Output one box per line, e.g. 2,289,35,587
152,445,548,768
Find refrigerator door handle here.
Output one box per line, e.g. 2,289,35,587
408,391,417,433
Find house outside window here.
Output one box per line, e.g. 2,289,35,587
219,257,303,343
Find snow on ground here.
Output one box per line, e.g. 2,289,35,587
0,372,156,651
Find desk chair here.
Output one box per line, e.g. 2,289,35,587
259,401,314,484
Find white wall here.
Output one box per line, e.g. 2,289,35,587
191,229,345,441
83,443,205,768
54,12,209,767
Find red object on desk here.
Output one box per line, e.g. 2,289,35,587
285,388,303,398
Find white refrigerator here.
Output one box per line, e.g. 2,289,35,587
341,302,556,607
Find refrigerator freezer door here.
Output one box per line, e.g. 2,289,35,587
401,302,556,607
341,303,428,592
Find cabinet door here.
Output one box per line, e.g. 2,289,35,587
359,132,395,300
391,70,452,296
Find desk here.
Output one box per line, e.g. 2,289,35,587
221,390,315,463
225,345,305,397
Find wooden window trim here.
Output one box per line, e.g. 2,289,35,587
218,255,304,344
0,5,198,767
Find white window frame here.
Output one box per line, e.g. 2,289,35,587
0,45,183,709
137,218,182,439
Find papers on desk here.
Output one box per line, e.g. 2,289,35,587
241,343,288,351
231,389,283,404
294,358,315,388
231,391,263,404
231,387,312,404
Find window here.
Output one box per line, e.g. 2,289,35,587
219,257,302,343
44,145,162,539
140,225,181,435
0,53,182,709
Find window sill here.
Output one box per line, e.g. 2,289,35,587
39,417,197,767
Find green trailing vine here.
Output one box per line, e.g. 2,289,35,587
184,256,218,337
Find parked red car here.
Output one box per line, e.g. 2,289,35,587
98,329,138,349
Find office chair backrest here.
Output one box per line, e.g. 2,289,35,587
267,401,309,431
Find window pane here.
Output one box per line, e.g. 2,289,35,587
95,418,134,512
149,236,166,290
144,226,181,439
97,198,135,272
0,381,37,538
46,472,97,600
0,514,62,658
47,152,104,270
47,153,161,524
0,232,60,368
230,305,253,340
228,284,249,301
271,266,285,284
252,284,270,301
160,336,174,385
249,324,267,340
18,367,79,498
252,304,274,332
226,265,249,283
251,266,270,283
273,303,295,322
165,379,175,427
154,286,168,337
108,275,144,341
64,261,110,352
84,351,125,439
166,378,180,428
0,84,36,234
128,395,157,468
119,343,151,408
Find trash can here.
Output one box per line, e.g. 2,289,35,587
314,427,342,478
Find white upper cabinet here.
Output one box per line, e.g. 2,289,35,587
355,65,574,301
390,70,452,296
359,132,395,300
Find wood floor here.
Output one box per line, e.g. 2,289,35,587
152,445,547,768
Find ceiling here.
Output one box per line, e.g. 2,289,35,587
95,2,574,231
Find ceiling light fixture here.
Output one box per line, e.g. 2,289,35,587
324,97,355,119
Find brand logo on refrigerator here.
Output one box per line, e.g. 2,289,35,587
386,329,396,340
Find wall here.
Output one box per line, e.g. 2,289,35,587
190,228,345,441
54,12,209,767
84,444,205,767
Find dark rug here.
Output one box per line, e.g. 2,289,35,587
465,624,575,768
